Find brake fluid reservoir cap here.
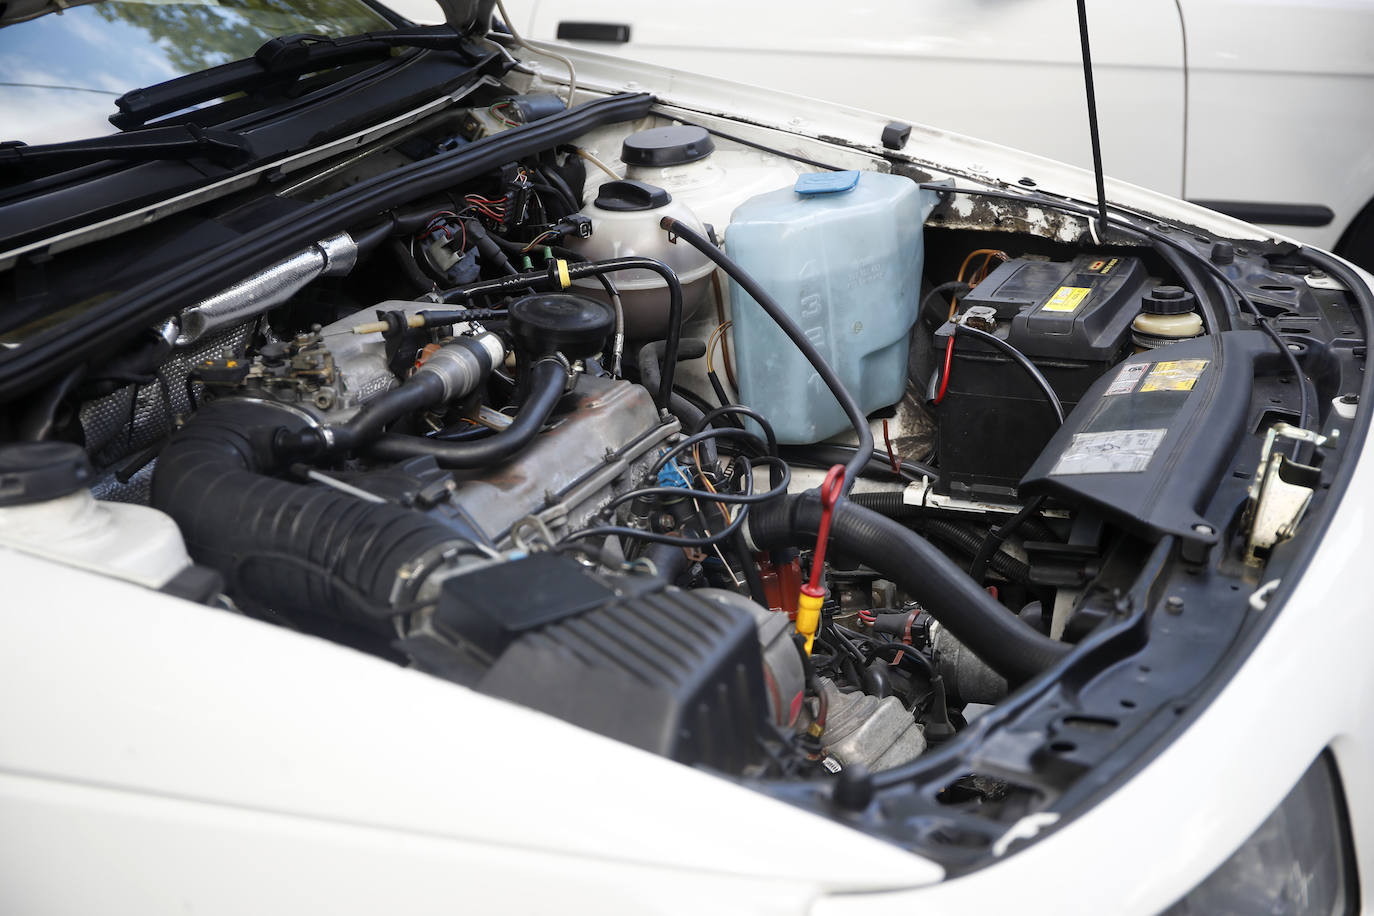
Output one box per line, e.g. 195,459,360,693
1141,285,1197,316
621,125,715,167
794,170,860,195
509,293,616,359
0,441,92,506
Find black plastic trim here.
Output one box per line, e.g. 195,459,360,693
556,21,630,43
1189,199,1335,228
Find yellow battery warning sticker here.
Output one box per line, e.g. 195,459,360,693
1140,359,1209,392
1042,286,1091,313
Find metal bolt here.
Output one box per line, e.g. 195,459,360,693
1192,523,1215,537
1165,595,1184,615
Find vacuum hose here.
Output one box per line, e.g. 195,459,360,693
746,495,1070,685
366,357,568,469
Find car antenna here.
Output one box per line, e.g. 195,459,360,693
1075,0,1111,239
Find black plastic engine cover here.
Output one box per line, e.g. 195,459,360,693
478,583,774,774
1020,331,1276,542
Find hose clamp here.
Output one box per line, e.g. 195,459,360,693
535,352,576,391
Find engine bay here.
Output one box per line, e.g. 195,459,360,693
0,67,1368,868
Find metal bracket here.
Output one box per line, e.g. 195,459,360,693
1245,423,1334,564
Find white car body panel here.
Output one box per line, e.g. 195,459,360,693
0,548,942,915
1182,0,1374,251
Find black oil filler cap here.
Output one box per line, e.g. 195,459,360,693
509,293,616,360
0,441,92,507
620,125,714,167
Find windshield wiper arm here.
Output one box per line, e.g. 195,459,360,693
0,123,252,177
111,24,472,130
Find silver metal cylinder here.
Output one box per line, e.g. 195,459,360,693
415,333,505,401
175,232,358,346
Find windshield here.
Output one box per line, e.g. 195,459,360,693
0,0,396,145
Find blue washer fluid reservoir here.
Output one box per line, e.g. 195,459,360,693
725,170,937,444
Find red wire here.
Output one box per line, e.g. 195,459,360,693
882,419,901,475
933,336,956,405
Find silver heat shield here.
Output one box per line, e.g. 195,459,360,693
174,233,358,347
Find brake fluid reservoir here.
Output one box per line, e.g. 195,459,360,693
1132,285,1204,350
726,171,934,444
0,442,191,588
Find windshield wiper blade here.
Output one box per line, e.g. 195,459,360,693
111,24,471,130
0,123,252,177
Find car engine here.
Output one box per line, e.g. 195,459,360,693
0,70,1364,856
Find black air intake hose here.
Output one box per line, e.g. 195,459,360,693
366,357,567,469
746,495,1069,685
152,399,471,625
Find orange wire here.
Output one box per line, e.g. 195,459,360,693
950,248,1010,318
691,443,731,524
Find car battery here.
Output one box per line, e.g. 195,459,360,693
933,254,1155,498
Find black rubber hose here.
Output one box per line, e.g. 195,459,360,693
920,280,971,327
847,492,1031,583
463,218,522,279
922,519,1030,583
324,372,446,454
641,541,692,586
850,489,1058,543
747,495,1069,684
390,237,438,293
730,529,770,605
659,217,873,493
638,338,716,464
274,338,498,460
848,490,911,515
151,399,469,626
970,496,1046,585
367,358,567,469
567,258,683,409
